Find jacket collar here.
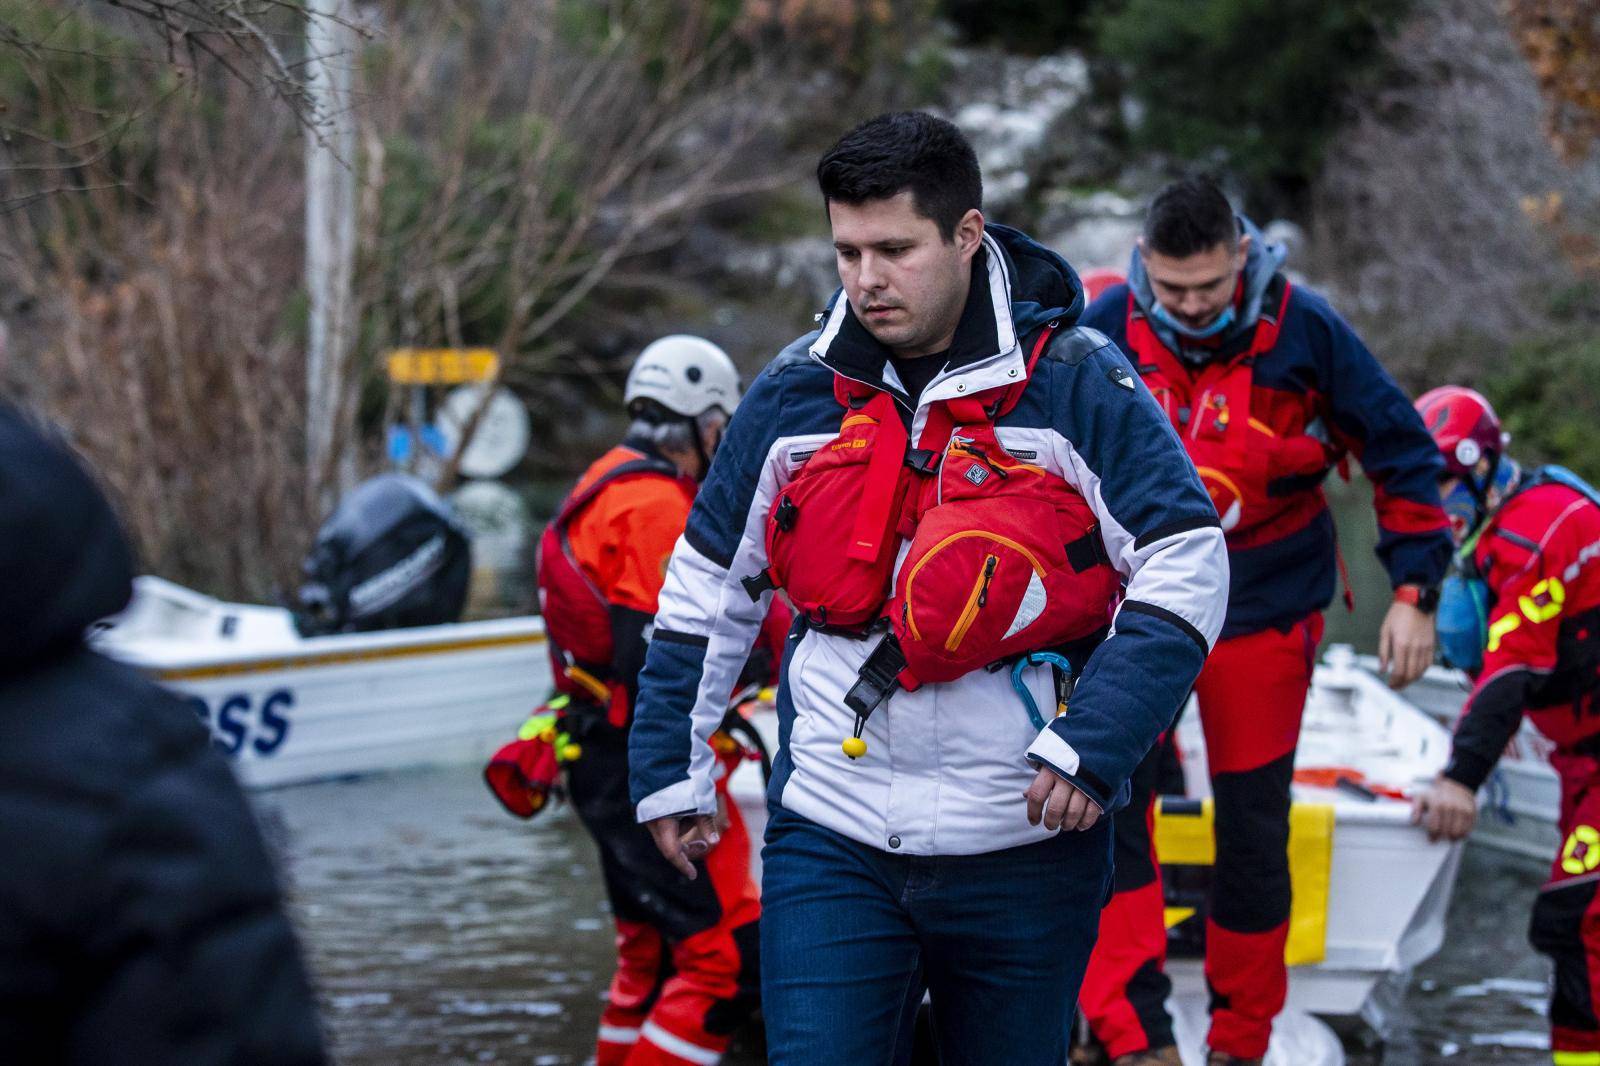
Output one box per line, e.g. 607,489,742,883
808,230,1026,409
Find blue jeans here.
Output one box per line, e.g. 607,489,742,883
760,807,1112,1066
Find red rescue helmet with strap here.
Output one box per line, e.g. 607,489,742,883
1414,385,1506,479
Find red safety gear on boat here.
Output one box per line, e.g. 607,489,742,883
1123,282,1338,541
755,323,1117,688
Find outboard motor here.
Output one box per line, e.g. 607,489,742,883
297,474,472,635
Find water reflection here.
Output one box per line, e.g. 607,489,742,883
259,763,1551,1065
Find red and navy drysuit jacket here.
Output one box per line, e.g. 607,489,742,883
1080,222,1451,639
1443,475,1600,791
627,224,1230,847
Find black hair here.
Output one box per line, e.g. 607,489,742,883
816,112,982,241
1143,176,1240,257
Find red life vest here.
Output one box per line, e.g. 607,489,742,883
1123,281,1336,545
750,323,1118,691
536,454,680,724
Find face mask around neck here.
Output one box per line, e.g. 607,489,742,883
1150,299,1237,341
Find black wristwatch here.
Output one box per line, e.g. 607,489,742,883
1394,583,1441,615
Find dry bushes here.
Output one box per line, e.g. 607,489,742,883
1307,0,1600,381
1,0,799,598
1504,0,1600,163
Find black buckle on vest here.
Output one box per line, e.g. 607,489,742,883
1064,527,1111,573
741,570,776,602
844,634,906,720
905,448,938,475
774,495,799,532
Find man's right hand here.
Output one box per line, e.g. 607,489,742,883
645,813,721,879
1410,775,1478,842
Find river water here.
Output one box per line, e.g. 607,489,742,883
256,473,1553,1063
256,763,1553,1066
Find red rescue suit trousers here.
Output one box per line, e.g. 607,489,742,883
1081,613,1322,1059
1532,746,1600,1061
566,721,761,1066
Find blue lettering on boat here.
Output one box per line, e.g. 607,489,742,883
192,689,296,758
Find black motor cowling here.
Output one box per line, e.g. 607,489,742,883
297,474,472,635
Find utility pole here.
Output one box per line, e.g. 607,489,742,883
304,0,359,512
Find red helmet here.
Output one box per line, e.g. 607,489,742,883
1415,385,1506,479
1080,267,1126,304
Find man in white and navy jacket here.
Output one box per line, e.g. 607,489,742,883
629,112,1228,1065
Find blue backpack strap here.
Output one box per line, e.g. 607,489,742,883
1531,465,1600,511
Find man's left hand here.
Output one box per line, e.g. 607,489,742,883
1379,599,1436,689
1024,766,1101,832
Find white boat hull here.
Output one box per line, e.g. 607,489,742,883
1363,656,1561,861
94,577,552,788
1167,646,1465,1036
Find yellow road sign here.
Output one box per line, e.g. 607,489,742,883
386,348,500,385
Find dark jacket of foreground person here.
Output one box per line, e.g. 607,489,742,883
0,405,327,1064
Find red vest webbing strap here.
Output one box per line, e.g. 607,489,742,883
843,322,1059,561
846,391,909,563
925,322,1059,438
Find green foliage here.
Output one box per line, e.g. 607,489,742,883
370,110,584,345
1095,0,1408,206
1486,315,1600,486
904,39,957,103
555,0,746,70
939,0,1098,53
718,185,822,242
0,2,174,171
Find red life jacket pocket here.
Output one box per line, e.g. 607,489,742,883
892,429,1120,684
762,393,910,628
1188,426,1333,538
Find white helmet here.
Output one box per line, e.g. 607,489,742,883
624,335,740,419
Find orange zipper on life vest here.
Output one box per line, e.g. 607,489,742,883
945,554,999,651
904,532,1045,642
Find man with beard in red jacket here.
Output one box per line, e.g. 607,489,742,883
1077,178,1450,1065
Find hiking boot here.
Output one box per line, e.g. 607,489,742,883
1205,1052,1264,1066
1112,1047,1183,1066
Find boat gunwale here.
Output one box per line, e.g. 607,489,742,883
102,615,547,679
